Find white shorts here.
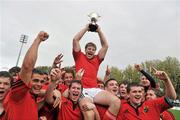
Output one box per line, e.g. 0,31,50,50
82,88,103,101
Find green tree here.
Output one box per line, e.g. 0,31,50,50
109,56,180,98
110,66,124,83
123,65,140,83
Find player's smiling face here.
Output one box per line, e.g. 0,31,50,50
146,90,157,100
69,82,82,102
64,72,73,86
105,80,119,95
129,86,143,107
140,76,150,87
85,46,96,59
30,73,45,95
119,84,128,98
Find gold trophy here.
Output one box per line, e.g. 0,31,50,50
88,12,100,32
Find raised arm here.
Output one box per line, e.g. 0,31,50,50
46,68,62,105
97,26,109,60
103,65,111,82
73,24,89,52
135,64,156,88
153,68,177,100
19,31,49,85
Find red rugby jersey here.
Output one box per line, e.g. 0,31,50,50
3,79,38,120
73,50,102,88
161,110,175,120
58,97,83,120
118,97,172,120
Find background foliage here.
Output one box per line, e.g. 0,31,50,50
110,56,180,99
36,56,180,99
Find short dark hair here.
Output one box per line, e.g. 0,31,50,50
32,69,44,75
104,78,118,87
42,71,48,75
127,82,143,93
0,71,13,86
8,66,21,76
85,42,97,50
69,80,83,90
119,80,130,86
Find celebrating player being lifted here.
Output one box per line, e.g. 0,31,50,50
73,24,120,120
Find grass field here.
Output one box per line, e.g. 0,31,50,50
169,109,180,120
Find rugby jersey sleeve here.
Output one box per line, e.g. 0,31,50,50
153,96,174,113
9,79,29,102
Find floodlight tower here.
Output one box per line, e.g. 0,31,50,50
16,34,28,66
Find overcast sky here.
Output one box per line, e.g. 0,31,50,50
0,0,180,77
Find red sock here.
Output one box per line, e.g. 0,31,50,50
102,110,116,120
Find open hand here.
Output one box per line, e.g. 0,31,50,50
53,54,63,68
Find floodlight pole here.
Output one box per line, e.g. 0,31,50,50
16,34,28,66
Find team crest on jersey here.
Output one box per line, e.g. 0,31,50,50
125,109,129,113
143,106,149,113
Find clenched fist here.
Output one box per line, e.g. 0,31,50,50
37,31,49,41
134,64,142,71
